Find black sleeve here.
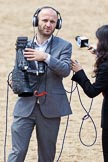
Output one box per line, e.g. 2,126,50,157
72,62,108,98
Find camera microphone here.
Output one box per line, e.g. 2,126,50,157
75,36,89,48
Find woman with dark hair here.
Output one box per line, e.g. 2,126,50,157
71,24,108,162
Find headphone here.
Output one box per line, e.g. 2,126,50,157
32,6,62,29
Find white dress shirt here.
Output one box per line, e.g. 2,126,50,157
34,36,52,65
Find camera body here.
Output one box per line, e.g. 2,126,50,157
12,36,46,97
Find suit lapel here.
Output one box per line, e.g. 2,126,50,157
45,36,56,55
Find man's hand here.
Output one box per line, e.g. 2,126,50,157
23,48,48,61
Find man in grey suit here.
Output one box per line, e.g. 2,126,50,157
7,6,72,162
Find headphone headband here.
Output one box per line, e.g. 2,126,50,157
32,6,62,29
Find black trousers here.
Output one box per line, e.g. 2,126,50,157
102,128,108,162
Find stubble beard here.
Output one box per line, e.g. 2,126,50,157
38,25,55,38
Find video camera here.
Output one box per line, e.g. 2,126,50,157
12,36,46,97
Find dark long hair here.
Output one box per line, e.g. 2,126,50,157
94,25,108,75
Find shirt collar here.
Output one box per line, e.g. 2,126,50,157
34,35,52,47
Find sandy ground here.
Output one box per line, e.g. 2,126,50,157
1,0,108,161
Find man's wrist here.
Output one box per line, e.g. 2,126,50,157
43,53,48,61
44,53,51,64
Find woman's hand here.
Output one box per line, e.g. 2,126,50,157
71,59,82,73
88,44,97,55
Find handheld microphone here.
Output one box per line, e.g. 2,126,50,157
75,36,89,48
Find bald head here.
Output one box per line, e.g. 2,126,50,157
38,7,58,23
36,7,59,37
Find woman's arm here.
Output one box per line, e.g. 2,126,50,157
71,60,108,98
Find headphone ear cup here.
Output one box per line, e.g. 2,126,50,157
56,19,62,29
33,16,38,27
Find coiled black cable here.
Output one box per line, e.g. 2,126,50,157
76,84,97,147
4,71,12,162
56,80,74,161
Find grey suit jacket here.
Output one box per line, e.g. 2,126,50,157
13,36,72,118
